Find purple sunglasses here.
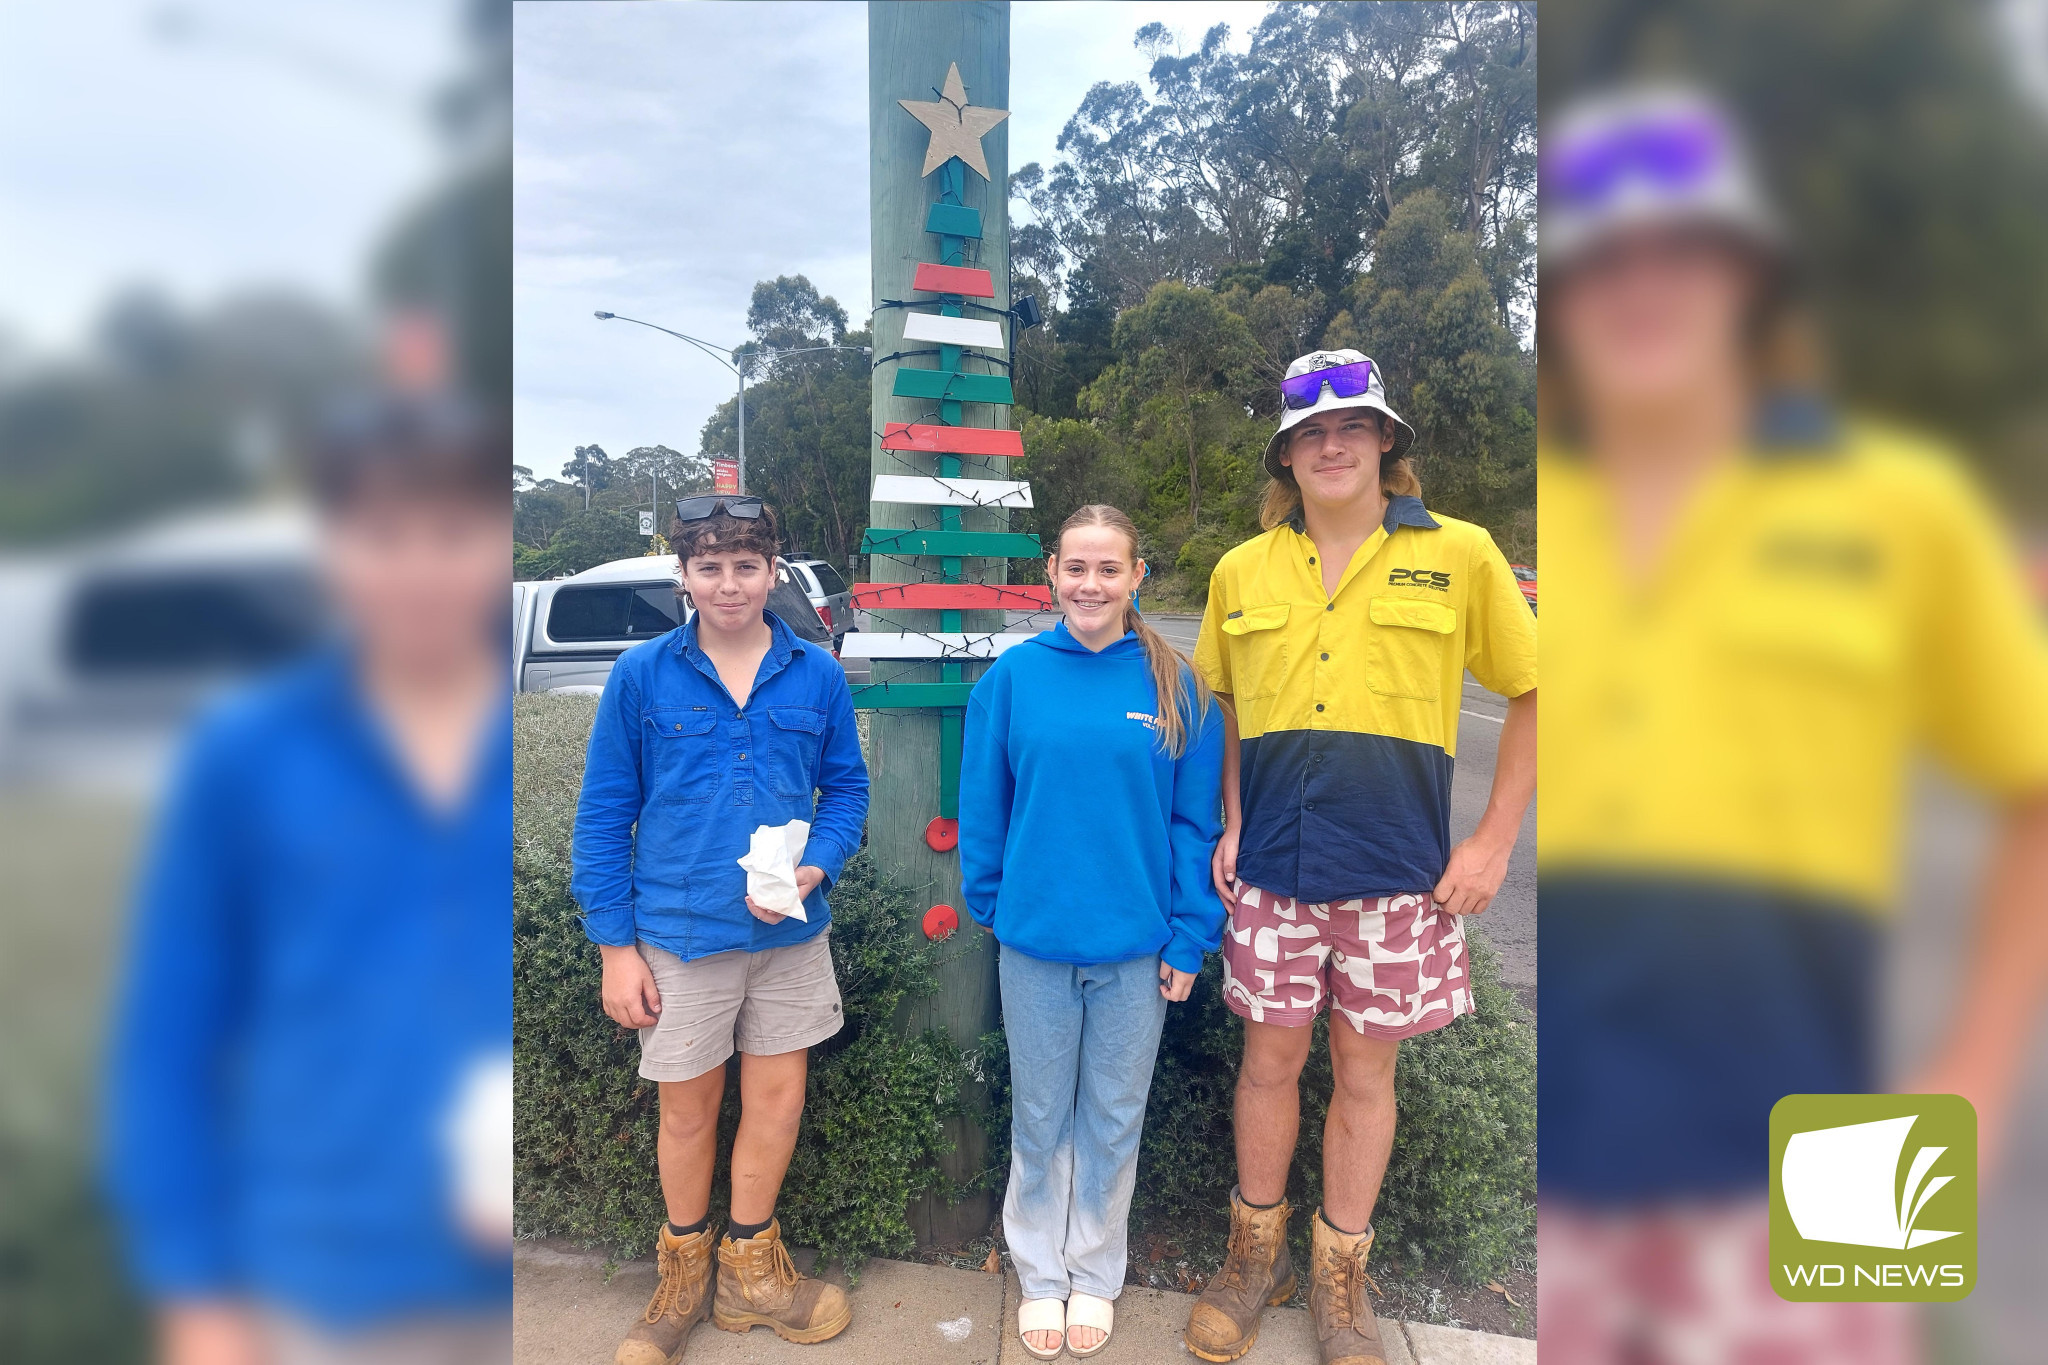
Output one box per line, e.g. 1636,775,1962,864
1281,358,1375,410
1546,113,1724,210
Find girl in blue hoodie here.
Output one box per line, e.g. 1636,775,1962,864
961,504,1227,1360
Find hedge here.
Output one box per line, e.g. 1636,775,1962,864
514,693,1534,1281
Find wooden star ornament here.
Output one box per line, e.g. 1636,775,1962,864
899,62,1009,180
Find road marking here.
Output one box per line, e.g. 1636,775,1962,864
1461,708,1505,724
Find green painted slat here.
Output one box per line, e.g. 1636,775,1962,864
925,202,983,239
890,369,1015,406
861,527,1042,557
849,683,976,709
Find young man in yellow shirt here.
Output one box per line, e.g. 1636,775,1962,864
1185,351,1537,1365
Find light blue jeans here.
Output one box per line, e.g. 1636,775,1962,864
999,944,1170,1302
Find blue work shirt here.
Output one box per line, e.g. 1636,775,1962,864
572,611,870,960
104,646,511,1330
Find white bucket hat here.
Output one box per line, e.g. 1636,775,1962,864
1543,84,1784,268
1263,349,1416,480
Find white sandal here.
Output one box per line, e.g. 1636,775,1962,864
1064,1293,1115,1359
1018,1298,1065,1361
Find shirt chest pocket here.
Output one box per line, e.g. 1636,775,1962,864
1365,597,1458,701
763,705,827,800
646,709,719,805
1221,603,1292,701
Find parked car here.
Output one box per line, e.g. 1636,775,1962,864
1510,563,1537,615
782,553,855,649
513,554,831,695
2,502,328,792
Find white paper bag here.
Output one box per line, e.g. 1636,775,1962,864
738,818,812,920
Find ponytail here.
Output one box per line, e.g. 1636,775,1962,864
1050,504,1212,760
1125,601,1212,760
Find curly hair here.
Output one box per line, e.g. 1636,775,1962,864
671,503,782,566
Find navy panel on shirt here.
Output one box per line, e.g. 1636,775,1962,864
1539,873,1879,1203
1234,728,1453,902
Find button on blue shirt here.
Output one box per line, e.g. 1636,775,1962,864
572,611,870,960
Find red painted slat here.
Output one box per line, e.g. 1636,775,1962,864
850,582,1053,610
880,422,1025,457
910,263,996,298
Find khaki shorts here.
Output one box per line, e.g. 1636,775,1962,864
262,1311,509,1365
635,931,843,1082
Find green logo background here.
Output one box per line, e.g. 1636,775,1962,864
1769,1093,1976,1303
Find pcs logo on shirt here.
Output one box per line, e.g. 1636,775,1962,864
1388,568,1452,592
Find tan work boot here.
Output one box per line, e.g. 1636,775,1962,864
616,1222,716,1365
712,1219,852,1344
1184,1188,1296,1362
1308,1210,1390,1365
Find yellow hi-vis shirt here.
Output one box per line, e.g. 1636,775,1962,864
1539,422,2048,915
1193,495,1538,902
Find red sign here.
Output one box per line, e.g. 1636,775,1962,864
712,458,739,494
881,422,1024,458
910,263,996,298
850,582,1051,611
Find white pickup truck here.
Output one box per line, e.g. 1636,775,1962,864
512,554,833,694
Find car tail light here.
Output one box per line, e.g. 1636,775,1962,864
818,604,834,630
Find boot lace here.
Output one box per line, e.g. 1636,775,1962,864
1217,1216,1264,1291
764,1237,803,1292
645,1241,692,1323
1324,1247,1381,1328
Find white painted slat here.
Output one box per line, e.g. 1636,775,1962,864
870,474,1034,508
902,311,1007,350
839,632,1036,660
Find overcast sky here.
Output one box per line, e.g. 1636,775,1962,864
0,0,457,355
514,0,1273,480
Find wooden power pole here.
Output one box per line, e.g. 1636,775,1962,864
857,0,1037,1246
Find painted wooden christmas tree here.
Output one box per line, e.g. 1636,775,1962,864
859,0,1039,1246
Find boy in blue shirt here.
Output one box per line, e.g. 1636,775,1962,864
107,395,513,1365
573,497,869,1365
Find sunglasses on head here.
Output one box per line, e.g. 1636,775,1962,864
1280,358,1375,410
674,495,765,522
1546,115,1723,210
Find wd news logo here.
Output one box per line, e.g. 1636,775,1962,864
1769,1094,1976,1302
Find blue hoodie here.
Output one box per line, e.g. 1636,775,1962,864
960,622,1227,974
105,647,509,1329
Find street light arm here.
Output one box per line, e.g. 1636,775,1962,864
594,311,739,375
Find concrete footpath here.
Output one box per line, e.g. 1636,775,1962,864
515,1242,1533,1365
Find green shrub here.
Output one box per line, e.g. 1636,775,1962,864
979,934,1535,1284
513,694,971,1266
515,695,1533,1284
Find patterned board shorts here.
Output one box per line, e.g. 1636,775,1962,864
1219,884,1472,1039
1540,1201,1915,1365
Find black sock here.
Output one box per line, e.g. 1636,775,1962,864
1241,1192,1284,1210
1320,1210,1371,1238
667,1216,708,1237
727,1215,774,1241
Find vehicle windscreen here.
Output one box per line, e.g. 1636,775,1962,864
807,562,849,596
545,584,682,642
63,568,326,678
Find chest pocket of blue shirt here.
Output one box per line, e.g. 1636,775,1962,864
764,705,826,800
646,708,719,805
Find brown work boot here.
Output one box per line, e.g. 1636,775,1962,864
1184,1188,1296,1362
1308,1209,1390,1365
712,1219,852,1344
615,1222,716,1365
